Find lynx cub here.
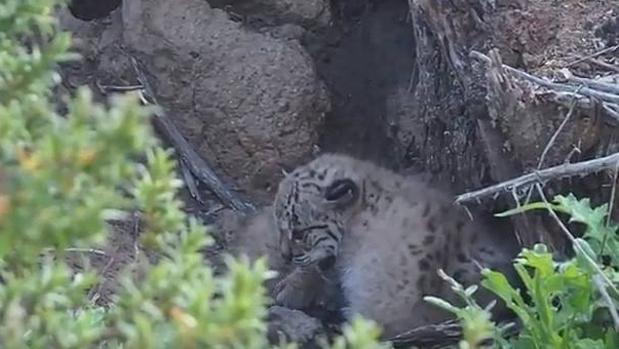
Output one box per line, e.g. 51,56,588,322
272,153,519,337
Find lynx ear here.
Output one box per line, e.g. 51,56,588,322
324,178,359,207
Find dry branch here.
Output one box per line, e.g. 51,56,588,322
456,152,619,204
180,160,204,205
130,57,254,214
471,50,619,122
387,318,519,348
471,51,619,104
386,320,462,348
566,45,619,66
560,70,619,95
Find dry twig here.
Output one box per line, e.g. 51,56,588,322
180,159,204,204
588,58,619,74
471,50,619,122
566,45,619,67
129,57,254,213
561,70,619,94
538,94,580,170
471,51,619,103
42,247,108,256
387,320,462,348
456,152,619,204
522,94,580,205
607,161,619,227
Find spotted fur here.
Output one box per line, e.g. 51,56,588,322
273,153,520,338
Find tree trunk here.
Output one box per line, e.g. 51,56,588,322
403,0,618,250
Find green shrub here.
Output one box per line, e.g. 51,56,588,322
433,194,619,349
0,1,385,348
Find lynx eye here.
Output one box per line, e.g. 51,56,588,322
324,178,358,206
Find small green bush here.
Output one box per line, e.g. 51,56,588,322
433,194,619,349
0,1,386,348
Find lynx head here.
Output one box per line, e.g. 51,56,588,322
273,154,364,270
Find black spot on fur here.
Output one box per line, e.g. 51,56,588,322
370,180,381,190
408,244,422,255
419,258,431,271
423,235,435,245
370,205,379,215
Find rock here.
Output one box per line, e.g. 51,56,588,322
266,306,324,345
68,0,122,21
211,0,331,28
122,0,330,199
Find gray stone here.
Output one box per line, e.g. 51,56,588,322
121,0,330,199
267,306,324,345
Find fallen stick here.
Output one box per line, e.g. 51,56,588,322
565,45,619,67
588,58,619,74
387,319,520,348
455,152,619,204
560,69,619,95
130,57,254,213
386,320,462,348
471,51,619,104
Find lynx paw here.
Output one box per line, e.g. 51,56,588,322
274,269,320,309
